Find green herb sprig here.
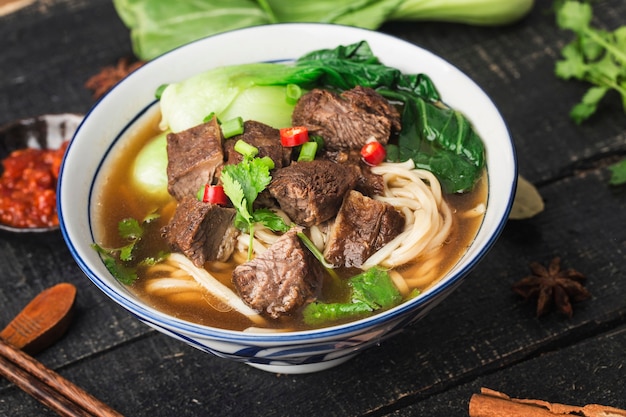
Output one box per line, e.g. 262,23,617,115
302,267,405,326
221,140,289,260
555,0,626,185
92,211,166,284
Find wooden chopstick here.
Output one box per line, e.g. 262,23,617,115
0,338,123,417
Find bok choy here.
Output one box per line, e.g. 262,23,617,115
113,0,534,60
159,41,485,193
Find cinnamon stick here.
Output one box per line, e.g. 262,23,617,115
469,387,626,417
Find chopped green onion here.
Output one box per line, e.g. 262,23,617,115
155,84,169,100
297,231,339,280
297,141,318,162
257,156,275,170
221,116,244,138
203,112,219,124
285,83,303,105
233,139,258,158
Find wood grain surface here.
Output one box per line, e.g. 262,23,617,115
1,1,625,416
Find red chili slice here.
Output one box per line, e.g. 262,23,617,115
280,126,309,147
202,184,228,206
360,139,386,166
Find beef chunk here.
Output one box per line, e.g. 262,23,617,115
268,160,358,227
321,149,385,197
166,117,224,201
291,86,401,151
161,195,238,267
223,120,291,168
232,229,324,318
324,190,405,268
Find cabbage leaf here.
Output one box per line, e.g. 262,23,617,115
113,0,270,61
113,0,534,61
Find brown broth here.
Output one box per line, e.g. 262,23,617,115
94,111,487,332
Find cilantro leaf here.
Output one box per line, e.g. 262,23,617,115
350,267,402,310
302,267,402,326
221,140,290,259
118,242,137,262
556,1,591,33
569,85,609,124
555,1,626,124
92,211,164,285
252,208,290,233
103,256,138,285
555,1,626,186
119,217,143,240
221,169,252,223
608,159,626,186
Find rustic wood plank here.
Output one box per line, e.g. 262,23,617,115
389,325,626,416
1,0,625,416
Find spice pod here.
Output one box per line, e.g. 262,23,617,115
0,113,83,233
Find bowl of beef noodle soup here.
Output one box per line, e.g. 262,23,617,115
58,23,516,374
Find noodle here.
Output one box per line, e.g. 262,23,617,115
361,160,452,269
229,160,453,271
144,278,201,295
140,159,467,329
156,253,267,326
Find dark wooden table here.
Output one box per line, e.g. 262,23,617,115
1,1,625,416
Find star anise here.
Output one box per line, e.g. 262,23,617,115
512,257,590,318
85,57,145,100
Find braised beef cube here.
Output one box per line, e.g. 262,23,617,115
292,86,401,151
223,120,291,168
321,149,385,197
161,195,238,267
166,117,224,201
324,190,405,268
232,229,324,319
268,160,358,227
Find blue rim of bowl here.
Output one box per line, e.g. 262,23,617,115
58,22,518,343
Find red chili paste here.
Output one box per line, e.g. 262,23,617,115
0,141,69,228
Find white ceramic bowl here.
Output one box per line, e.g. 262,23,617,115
58,23,516,374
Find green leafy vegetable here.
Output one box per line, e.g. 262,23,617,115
113,0,534,60
303,267,402,326
131,131,170,200
160,68,310,132
92,212,166,285
221,140,289,259
608,159,626,186
555,1,626,123
389,0,534,26
554,1,626,186
113,0,270,60
160,41,486,193
382,87,485,192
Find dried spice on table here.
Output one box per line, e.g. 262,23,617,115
469,387,626,417
512,257,590,318
85,57,145,100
